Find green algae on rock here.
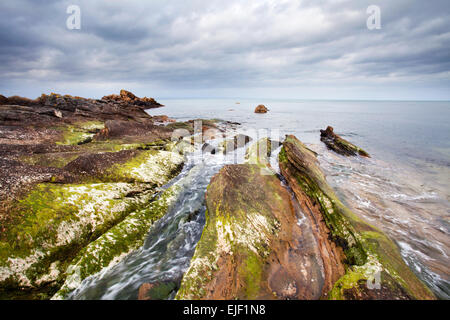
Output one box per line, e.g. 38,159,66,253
219,134,252,154
279,135,435,300
176,140,325,300
110,150,184,185
320,126,370,157
52,183,182,299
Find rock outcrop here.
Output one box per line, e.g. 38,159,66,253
219,134,253,154
279,135,435,300
320,126,370,157
0,91,192,299
102,89,163,108
176,140,325,300
254,105,268,114
138,281,178,300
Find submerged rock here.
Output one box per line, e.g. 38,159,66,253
320,126,370,157
279,135,435,300
0,147,184,297
176,140,324,300
254,105,268,114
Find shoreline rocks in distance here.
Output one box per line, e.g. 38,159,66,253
176,139,325,300
320,126,370,157
254,105,268,114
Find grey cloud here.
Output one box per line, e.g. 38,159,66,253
0,0,449,99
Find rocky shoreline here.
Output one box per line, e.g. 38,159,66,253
0,91,435,300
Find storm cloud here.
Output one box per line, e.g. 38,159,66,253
0,0,449,99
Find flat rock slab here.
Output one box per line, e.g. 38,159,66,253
320,126,370,157
279,135,435,300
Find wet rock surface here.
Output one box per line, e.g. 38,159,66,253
254,104,269,114
0,91,189,299
279,135,435,300
138,281,178,300
176,140,324,300
320,126,370,157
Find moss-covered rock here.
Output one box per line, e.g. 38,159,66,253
52,183,182,299
0,148,185,299
176,140,324,300
0,183,150,290
244,137,279,167
219,134,252,154
320,126,370,157
279,135,435,300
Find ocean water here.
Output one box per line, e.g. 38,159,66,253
150,98,450,299
68,99,450,299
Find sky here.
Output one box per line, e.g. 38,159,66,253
0,0,449,100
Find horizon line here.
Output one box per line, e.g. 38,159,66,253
156,97,450,102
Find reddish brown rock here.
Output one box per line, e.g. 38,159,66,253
94,120,173,143
152,115,176,123
254,104,268,114
279,136,346,297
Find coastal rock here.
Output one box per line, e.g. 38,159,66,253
320,126,370,157
94,120,173,143
102,89,163,108
279,135,435,300
138,281,178,300
244,137,281,166
0,148,184,297
176,140,325,300
53,182,183,300
53,160,204,300
0,91,192,299
202,143,217,155
219,134,252,154
0,95,8,105
254,105,268,114
0,94,153,127
152,115,176,123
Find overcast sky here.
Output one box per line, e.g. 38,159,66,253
0,0,449,100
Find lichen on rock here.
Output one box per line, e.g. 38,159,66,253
279,135,435,300
0,148,185,298
320,126,370,157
